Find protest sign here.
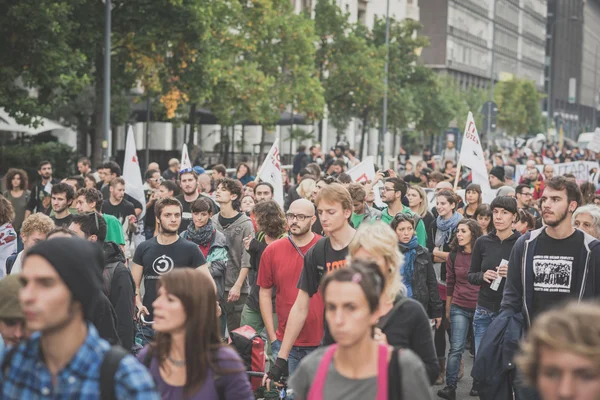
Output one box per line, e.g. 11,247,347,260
515,160,600,183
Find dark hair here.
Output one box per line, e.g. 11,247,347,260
318,175,338,186
51,182,75,201
67,175,85,191
384,177,408,198
0,195,15,225
145,169,160,181
253,200,286,238
545,176,583,207
515,184,530,195
152,269,241,396
254,182,274,196
321,260,385,314
436,189,458,206
332,159,346,169
216,178,243,210
180,170,199,180
429,171,445,183
390,213,416,231
71,212,107,242
337,173,352,184
190,197,214,214
236,163,251,178
109,177,125,188
4,168,28,191
160,180,180,196
77,157,91,167
103,161,121,177
155,197,183,219
465,183,482,205
212,164,227,176
85,173,97,185
517,209,535,230
490,196,519,215
298,145,306,153
77,188,104,212
38,160,52,170
579,182,596,205
46,226,76,239
306,163,322,179
474,204,495,231
450,219,482,251
347,183,366,203
298,168,311,178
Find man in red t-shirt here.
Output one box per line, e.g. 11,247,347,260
257,198,323,375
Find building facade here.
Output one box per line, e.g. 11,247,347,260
420,0,547,91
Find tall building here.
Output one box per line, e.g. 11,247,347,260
546,0,600,138
419,0,547,91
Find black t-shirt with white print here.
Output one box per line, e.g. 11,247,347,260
133,237,206,318
297,236,350,345
531,229,582,320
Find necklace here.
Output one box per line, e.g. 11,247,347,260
167,356,186,367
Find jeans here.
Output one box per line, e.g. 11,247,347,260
271,339,318,377
473,305,498,356
446,304,475,387
240,304,278,369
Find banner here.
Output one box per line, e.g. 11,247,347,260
515,160,600,183
180,143,192,173
256,139,284,207
347,156,385,208
458,112,495,203
123,127,146,219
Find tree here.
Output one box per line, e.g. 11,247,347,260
495,78,543,135
412,69,455,143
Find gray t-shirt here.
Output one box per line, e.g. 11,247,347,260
289,346,433,400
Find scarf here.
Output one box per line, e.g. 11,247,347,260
398,236,419,298
185,220,215,247
436,212,462,245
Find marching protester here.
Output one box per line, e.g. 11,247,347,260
347,182,381,229
474,204,494,235
516,184,542,228
0,274,26,350
3,169,30,251
74,188,126,247
50,183,75,228
462,184,482,219
175,170,201,234
144,180,179,240
514,209,536,234
289,260,433,400
349,221,440,384
572,204,600,239
1,238,159,399
407,186,435,232
137,268,253,399
0,196,17,278
7,213,54,275
25,161,58,217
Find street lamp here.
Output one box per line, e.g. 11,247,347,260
379,0,390,168
546,14,579,137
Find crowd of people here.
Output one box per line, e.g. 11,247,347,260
0,139,600,399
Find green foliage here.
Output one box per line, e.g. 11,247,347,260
495,78,543,135
0,142,77,181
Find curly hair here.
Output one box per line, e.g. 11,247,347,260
21,213,55,238
4,168,28,191
216,178,243,211
253,200,286,238
450,219,483,252
0,195,15,225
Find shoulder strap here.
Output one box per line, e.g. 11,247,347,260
314,237,329,280
100,346,130,400
387,348,403,400
377,296,410,331
307,345,337,400
449,251,457,266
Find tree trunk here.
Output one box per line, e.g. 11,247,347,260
359,110,368,160
258,125,266,164
92,53,105,168
221,126,230,167
392,129,397,157
318,119,323,144
241,124,245,157
188,102,196,148
76,113,88,157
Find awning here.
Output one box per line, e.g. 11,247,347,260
0,108,65,135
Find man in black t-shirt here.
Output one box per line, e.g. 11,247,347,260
132,197,207,324
268,183,356,383
175,170,200,233
50,183,74,228
503,176,600,324
25,161,59,217
102,177,135,226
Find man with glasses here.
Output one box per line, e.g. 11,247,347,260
143,169,161,203
258,199,323,377
516,184,542,228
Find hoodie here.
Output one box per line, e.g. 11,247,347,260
212,213,255,293
103,241,136,350
468,230,521,313
501,227,600,326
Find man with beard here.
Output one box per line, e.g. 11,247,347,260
49,183,75,228
132,198,208,341
25,161,59,217
254,182,274,203
502,176,600,323
516,184,542,229
175,170,200,234
102,178,136,227
258,199,323,376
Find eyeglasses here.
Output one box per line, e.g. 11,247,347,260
286,213,312,221
379,187,396,193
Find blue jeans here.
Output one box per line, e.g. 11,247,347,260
446,304,475,387
473,305,498,356
271,339,318,377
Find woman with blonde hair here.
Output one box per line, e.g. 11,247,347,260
348,221,440,384
407,185,435,233
297,178,316,201
516,301,600,400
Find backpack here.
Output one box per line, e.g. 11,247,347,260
311,237,330,282
228,325,266,391
2,345,128,400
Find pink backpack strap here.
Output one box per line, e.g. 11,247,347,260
307,344,338,400
376,344,389,400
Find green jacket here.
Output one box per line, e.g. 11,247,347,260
381,205,427,247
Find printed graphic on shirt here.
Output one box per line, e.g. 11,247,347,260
326,258,347,272
151,255,175,277
533,255,573,293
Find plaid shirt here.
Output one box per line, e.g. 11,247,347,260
1,324,159,399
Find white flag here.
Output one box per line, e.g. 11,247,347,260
459,112,491,193
347,156,385,208
180,143,192,173
123,127,146,219
257,139,284,207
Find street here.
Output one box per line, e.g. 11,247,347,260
433,347,476,400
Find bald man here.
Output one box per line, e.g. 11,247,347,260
198,173,212,194
148,162,160,173
257,199,323,376
162,158,180,182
